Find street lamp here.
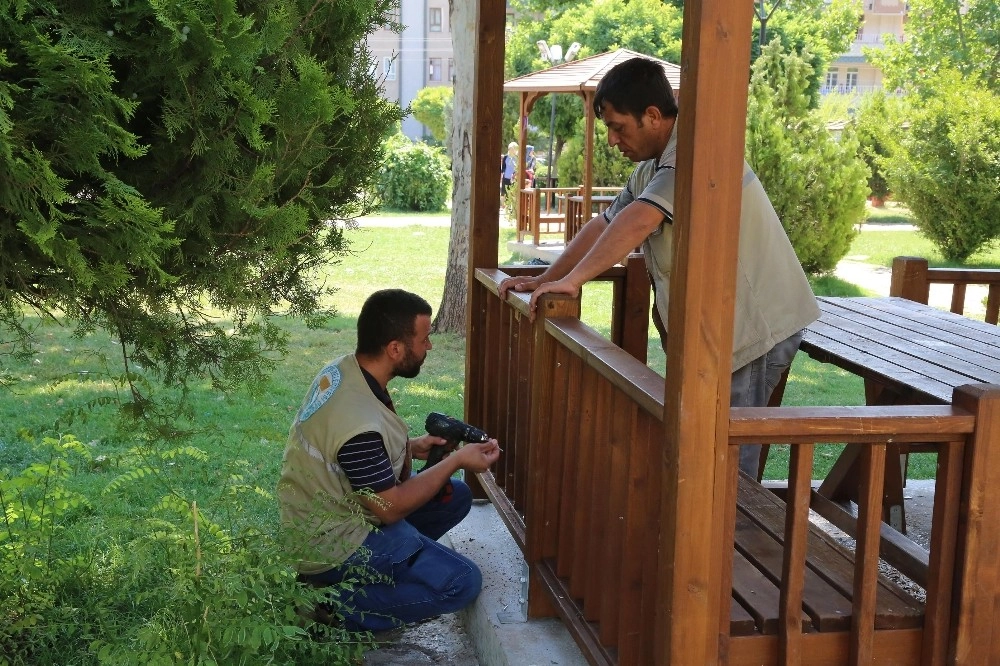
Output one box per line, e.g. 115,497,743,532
537,40,581,188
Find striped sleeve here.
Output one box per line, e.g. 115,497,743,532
336,432,396,492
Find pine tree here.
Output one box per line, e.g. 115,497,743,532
745,40,868,274
0,0,402,390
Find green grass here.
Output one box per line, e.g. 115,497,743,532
3,220,978,514
853,204,1000,269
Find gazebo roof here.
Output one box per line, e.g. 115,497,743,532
502,48,681,95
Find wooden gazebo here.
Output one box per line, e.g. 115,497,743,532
462,1,1000,664
504,49,681,234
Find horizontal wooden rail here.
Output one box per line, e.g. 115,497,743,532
891,255,1000,324
728,405,975,443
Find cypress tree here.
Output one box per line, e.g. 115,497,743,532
0,0,402,389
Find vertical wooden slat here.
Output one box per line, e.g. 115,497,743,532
949,283,967,316
569,364,599,601
598,389,635,646
584,378,613,622
657,0,755,661
525,314,568,618
778,443,813,664
950,385,1000,664
920,439,963,666
617,413,656,664
556,350,584,578
486,301,508,486
716,444,740,664
618,253,651,363
985,284,999,325
537,341,571,562
850,442,887,665
512,313,535,510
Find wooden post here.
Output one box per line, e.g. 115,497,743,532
465,0,505,497
889,256,930,304
655,0,754,662
582,90,595,232
950,384,1000,664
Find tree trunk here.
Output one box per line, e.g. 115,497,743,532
433,0,476,334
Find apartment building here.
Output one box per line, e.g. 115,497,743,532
367,0,455,139
823,0,907,95
369,0,909,138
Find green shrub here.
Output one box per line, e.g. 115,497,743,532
745,41,868,274
559,119,635,188
0,0,403,392
0,435,375,665
376,134,451,211
886,71,1000,262
853,92,899,201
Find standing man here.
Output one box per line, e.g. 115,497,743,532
278,289,501,631
500,141,518,196
498,57,819,477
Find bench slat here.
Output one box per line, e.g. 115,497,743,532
735,512,853,631
731,549,811,634
737,479,924,630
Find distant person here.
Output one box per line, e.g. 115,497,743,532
525,145,537,187
498,57,819,478
500,141,518,196
278,289,501,631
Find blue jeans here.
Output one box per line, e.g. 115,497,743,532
302,479,481,631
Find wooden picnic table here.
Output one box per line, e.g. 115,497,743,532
797,296,1000,531
564,194,617,243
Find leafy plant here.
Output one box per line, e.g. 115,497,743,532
1,433,378,665
376,133,451,212
411,86,453,145
746,40,869,274
852,92,901,202
885,71,1000,262
0,0,402,395
559,119,634,188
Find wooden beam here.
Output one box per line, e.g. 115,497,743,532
465,0,505,425
655,0,755,662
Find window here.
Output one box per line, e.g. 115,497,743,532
825,68,839,90
845,68,859,90
448,58,455,82
383,56,396,81
429,7,442,32
429,57,442,82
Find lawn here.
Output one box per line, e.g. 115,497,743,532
3,217,989,660
3,220,975,493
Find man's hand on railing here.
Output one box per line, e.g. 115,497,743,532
498,275,544,300
528,278,581,321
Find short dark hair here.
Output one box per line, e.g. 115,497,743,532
356,289,432,355
594,57,678,122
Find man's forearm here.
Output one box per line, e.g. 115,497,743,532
537,214,609,281
564,206,658,288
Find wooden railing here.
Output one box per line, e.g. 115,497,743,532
516,187,577,243
468,267,1000,665
516,186,624,245
891,255,1000,324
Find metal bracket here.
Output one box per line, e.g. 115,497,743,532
496,561,529,624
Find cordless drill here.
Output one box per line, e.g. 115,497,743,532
423,412,491,467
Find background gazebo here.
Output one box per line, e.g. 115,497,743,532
503,48,681,220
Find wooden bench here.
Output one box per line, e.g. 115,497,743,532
731,474,923,641
516,186,578,243
891,255,1000,324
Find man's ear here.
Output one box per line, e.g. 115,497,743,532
385,339,405,361
645,105,664,125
